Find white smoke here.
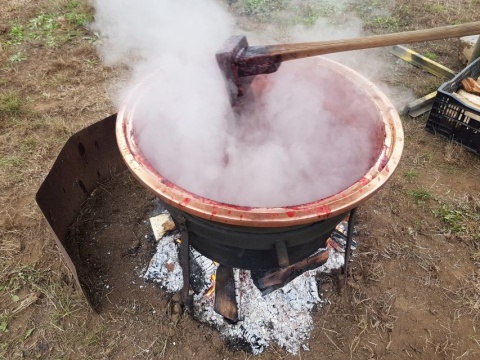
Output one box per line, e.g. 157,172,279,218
92,0,398,207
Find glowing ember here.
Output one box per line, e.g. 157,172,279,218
205,274,216,297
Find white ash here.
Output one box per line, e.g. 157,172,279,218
143,232,183,292
144,217,353,354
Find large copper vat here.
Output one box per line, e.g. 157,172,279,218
116,57,403,227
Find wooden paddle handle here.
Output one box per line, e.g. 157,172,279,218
236,22,480,76
266,21,480,59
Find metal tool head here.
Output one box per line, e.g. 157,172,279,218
216,35,250,106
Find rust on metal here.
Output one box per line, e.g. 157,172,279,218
35,114,125,307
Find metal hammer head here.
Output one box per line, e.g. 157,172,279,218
216,35,251,106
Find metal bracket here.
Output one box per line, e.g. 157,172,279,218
175,214,193,312
275,241,290,268
343,207,358,285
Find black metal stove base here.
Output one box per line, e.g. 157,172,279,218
165,200,358,317
166,204,348,271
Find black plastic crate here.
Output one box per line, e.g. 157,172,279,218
426,57,480,155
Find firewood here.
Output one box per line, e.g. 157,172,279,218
461,77,480,95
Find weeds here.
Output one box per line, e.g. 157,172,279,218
0,91,25,115
409,189,433,204
3,3,93,54
424,52,439,61
428,3,447,14
347,0,383,21
238,0,288,19
403,169,419,181
9,51,26,63
435,204,466,233
367,16,401,32
289,1,338,26
0,314,9,333
28,13,58,47
7,25,25,45
444,270,480,320
232,0,338,26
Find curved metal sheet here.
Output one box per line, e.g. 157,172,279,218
35,114,125,307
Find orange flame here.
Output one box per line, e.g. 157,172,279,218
205,274,216,297
175,238,182,244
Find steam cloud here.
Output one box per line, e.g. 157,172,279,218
93,0,389,207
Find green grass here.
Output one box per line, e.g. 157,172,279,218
64,0,94,29
239,0,288,19
424,52,439,61
289,1,338,26
435,204,466,233
428,4,447,14
7,25,25,45
347,0,383,21
232,0,345,27
4,3,94,52
9,51,26,63
409,189,433,204
0,91,25,115
367,16,401,32
28,13,58,47
20,136,39,153
403,169,419,181
0,316,8,333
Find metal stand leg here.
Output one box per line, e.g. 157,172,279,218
176,215,193,312
343,207,357,285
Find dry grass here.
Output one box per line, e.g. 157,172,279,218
444,141,469,166
444,270,480,321
1,0,480,359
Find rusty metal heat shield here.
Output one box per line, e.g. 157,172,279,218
35,114,125,306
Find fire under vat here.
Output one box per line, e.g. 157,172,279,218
115,57,404,320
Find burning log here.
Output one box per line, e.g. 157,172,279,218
251,249,330,295
326,228,358,253
214,265,238,322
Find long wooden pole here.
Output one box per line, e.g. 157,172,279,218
237,21,480,76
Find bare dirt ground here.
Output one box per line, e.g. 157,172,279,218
1,0,480,359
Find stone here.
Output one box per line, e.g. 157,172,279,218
460,35,480,61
